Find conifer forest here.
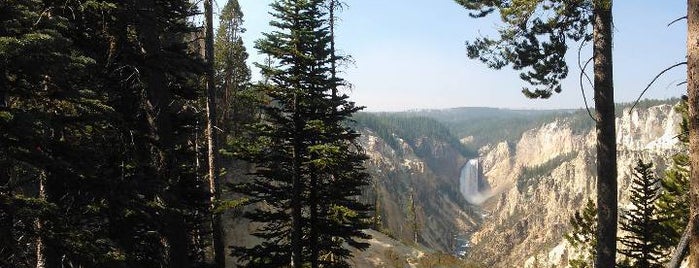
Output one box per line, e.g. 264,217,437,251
1,0,698,267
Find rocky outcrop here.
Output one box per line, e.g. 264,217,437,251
468,104,682,267
359,127,480,253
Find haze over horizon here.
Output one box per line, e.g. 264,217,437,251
237,0,688,111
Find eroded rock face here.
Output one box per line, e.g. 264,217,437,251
480,142,514,191
470,104,681,267
358,128,480,252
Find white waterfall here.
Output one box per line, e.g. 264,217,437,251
459,159,490,205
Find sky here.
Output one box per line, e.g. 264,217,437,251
230,0,689,111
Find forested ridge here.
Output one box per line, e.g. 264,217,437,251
357,99,679,156
353,113,476,158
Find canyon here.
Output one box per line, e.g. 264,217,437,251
354,101,682,267
224,100,682,267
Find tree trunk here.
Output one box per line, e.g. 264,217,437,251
35,172,60,268
669,224,690,268
309,172,319,268
204,0,224,267
0,158,11,263
687,0,699,266
291,93,303,268
136,1,189,266
35,172,46,268
592,1,617,267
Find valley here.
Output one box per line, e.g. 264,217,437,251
351,99,682,267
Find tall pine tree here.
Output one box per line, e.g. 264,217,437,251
232,0,370,266
687,0,699,264
214,0,255,137
618,160,665,268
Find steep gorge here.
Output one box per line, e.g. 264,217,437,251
356,101,683,267
357,121,481,252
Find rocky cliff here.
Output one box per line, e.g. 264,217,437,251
469,103,682,267
358,125,481,253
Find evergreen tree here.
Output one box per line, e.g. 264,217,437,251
110,1,207,266
657,99,690,250
406,187,420,244
0,1,120,266
618,160,665,268
232,0,371,266
214,0,256,137
1,0,210,266
212,2,260,266
564,199,597,268
203,0,225,266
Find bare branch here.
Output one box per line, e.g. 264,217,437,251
34,8,53,26
667,221,691,268
630,61,687,113
668,16,688,27
579,57,595,121
576,40,596,122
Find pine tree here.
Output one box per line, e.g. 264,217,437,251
618,160,665,268
657,99,690,250
0,1,120,266
232,0,371,266
203,0,225,266
564,199,597,268
2,0,213,266
406,187,420,244
214,0,255,137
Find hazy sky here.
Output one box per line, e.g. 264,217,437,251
233,1,688,111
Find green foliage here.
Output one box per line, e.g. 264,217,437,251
215,0,260,141
615,98,683,117
357,100,677,155
231,0,371,266
517,152,578,193
618,160,665,267
353,112,476,157
409,107,571,149
564,199,597,268
656,99,690,250
1,0,209,266
215,197,250,214
0,1,119,265
455,0,593,98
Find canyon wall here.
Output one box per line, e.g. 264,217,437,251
470,104,681,267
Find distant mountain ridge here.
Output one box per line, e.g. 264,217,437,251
359,98,680,152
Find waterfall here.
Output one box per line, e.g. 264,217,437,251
459,159,489,204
